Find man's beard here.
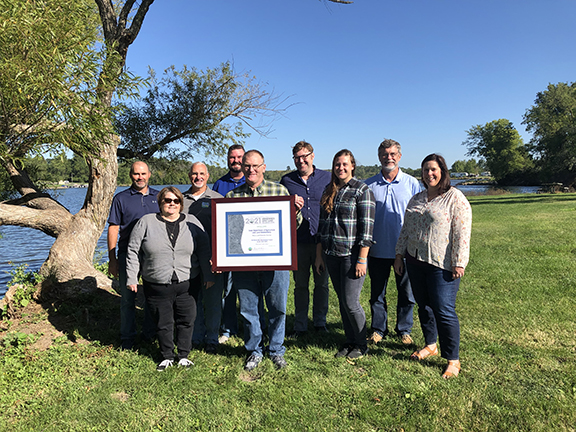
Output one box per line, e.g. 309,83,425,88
381,163,397,173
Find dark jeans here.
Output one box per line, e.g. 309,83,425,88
220,272,238,338
368,256,415,336
292,243,330,331
325,254,367,349
118,251,155,345
143,277,200,361
193,272,225,345
406,258,460,360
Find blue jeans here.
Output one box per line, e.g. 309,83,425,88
221,272,266,339
368,257,415,336
192,272,225,345
406,258,460,360
325,254,367,349
118,251,155,345
292,243,330,331
234,270,289,357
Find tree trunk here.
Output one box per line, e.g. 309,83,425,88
39,136,119,293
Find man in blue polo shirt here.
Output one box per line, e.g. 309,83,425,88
281,141,331,337
108,161,160,350
365,139,421,346
212,144,245,344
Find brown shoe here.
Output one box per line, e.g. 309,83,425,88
442,360,461,379
367,332,383,344
400,334,414,345
410,344,438,361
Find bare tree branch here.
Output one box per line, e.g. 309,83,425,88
0,202,71,237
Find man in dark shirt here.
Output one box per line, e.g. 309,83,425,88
212,144,245,343
108,161,159,350
281,141,331,336
183,162,223,354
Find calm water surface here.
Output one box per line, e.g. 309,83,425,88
0,182,539,298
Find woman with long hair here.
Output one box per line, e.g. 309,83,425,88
394,154,472,378
315,149,375,359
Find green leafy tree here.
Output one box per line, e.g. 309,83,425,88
523,82,576,184
450,158,486,175
115,63,289,163
463,119,533,183
0,0,151,291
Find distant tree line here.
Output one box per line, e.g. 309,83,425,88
0,153,425,198
463,82,576,186
449,159,487,176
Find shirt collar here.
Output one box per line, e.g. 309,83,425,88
379,168,402,185
129,186,150,196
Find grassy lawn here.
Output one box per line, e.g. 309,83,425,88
1,193,575,431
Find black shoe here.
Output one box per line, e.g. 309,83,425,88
335,345,352,358
347,346,369,359
205,344,218,354
288,330,307,338
244,354,263,371
121,340,135,351
270,355,288,369
314,326,329,333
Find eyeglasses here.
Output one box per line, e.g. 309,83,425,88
381,152,399,159
293,152,312,161
163,198,181,204
242,163,264,171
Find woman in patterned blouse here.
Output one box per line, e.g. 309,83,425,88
315,149,375,360
394,154,472,379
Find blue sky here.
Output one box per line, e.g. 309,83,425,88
125,0,576,171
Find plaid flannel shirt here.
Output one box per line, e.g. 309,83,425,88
226,179,302,227
318,178,375,257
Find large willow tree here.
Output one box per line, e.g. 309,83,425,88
0,0,154,293
0,0,350,296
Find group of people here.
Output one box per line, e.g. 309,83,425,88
107,139,472,379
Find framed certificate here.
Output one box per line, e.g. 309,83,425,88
211,196,298,272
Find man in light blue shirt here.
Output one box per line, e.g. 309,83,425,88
364,139,421,345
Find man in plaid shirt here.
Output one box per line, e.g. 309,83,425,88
226,149,302,371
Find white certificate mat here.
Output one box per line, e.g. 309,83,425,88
211,196,297,271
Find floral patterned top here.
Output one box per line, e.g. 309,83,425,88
395,187,472,271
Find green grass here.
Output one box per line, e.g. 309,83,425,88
1,193,576,431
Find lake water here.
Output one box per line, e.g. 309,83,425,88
0,182,539,298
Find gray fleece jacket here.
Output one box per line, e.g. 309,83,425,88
126,213,214,286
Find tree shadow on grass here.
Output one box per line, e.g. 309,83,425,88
39,277,125,348
35,277,251,362
470,193,576,206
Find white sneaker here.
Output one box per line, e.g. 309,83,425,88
178,358,194,369
156,359,174,372
218,335,230,344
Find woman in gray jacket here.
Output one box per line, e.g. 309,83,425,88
126,186,214,371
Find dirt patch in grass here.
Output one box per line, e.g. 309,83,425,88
1,285,123,350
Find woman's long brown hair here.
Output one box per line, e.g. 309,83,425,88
320,149,356,214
